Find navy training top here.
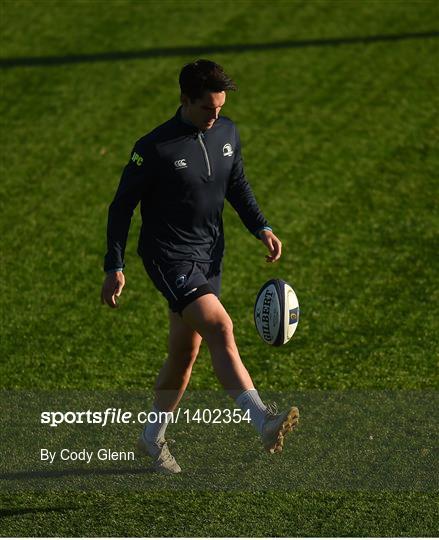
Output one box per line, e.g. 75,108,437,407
104,107,269,272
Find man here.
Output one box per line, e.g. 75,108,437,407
102,60,299,474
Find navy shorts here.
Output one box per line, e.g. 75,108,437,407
142,257,221,314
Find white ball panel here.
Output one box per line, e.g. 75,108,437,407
285,284,299,341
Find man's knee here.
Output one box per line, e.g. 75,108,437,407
169,342,200,368
204,314,234,345
155,344,199,392
182,293,234,344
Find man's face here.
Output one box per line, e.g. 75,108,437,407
181,91,226,131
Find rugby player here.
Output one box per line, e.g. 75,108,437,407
102,60,299,473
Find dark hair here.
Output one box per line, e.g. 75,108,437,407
179,59,237,101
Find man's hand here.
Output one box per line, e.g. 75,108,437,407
101,271,126,308
260,230,282,263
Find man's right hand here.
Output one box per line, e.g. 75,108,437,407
101,271,126,308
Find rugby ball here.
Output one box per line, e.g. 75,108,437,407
254,279,299,346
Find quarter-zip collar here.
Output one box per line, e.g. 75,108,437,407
175,107,212,178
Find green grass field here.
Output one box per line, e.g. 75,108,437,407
1,0,438,536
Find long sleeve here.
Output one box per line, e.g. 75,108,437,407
225,127,269,237
103,141,149,272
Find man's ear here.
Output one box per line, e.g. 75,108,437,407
180,93,189,106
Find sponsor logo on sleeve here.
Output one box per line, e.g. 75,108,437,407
131,152,143,166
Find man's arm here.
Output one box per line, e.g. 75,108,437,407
102,140,148,307
225,127,282,262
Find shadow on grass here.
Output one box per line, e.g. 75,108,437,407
1,30,438,69
0,506,76,518
0,466,154,480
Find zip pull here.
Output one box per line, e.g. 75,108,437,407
198,132,212,178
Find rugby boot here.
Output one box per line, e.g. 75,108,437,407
261,403,299,454
137,437,182,474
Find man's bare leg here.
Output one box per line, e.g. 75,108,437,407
138,311,202,472
153,310,202,412
181,294,254,398
181,293,299,453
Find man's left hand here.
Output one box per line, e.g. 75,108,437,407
260,230,282,263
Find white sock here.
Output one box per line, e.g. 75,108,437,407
235,389,267,434
142,406,170,444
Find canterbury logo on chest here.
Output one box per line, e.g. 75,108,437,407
173,142,233,171
174,159,187,169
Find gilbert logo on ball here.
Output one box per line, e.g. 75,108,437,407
254,279,299,346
